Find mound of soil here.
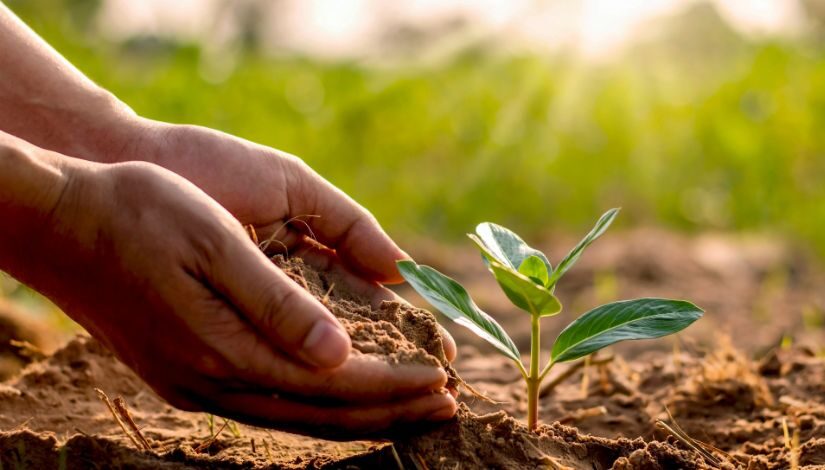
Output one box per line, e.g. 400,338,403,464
0,248,823,468
0,334,714,470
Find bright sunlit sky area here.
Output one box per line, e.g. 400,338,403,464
97,0,807,60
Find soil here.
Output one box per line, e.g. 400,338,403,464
1,230,824,469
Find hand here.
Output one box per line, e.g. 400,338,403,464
19,157,456,437
113,118,458,361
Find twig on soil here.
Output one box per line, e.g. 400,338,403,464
783,418,801,470
259,215,320,254
580,355,591,398
113,397,153,452
539,355,614,398
244,225,259,245
262,439,272,462
250,438,256,455
321,283,335,306
791,428,800,470
283,268,311,291
94,388,145,452
459,379,501,404
665,406,732,461
195,419,229,453
409,452,429,470
224,418,242,438
10,417,33,432
389,445,405,470
655,407,724,467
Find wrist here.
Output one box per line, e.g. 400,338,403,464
0,85,143,164
59,92,144,164
0,135,72,266
0,134,112,297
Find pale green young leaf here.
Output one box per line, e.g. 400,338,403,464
473,223,552,276
489,262,562,316
469,235,561,316
518,255,549,286
546,208,620,287
397,260,521,362
550,298,703,363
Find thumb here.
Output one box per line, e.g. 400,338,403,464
207,230,351,369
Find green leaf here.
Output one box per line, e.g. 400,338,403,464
468,235,562,316
518,255,549,286
547,208,619,287
550,298,703,363
489,262,562,316
397,260,521,362
473,223,552,277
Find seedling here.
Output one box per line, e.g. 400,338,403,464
397,208,703,431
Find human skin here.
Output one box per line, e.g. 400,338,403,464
0,3,457,435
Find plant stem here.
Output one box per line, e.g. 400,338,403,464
527,314,540,431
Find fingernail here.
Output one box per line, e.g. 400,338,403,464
426,403,457,421
425,394,457,421
302,321,350,368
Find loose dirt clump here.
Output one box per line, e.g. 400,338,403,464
273,256,452,373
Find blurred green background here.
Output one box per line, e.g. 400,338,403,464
4,0,825,250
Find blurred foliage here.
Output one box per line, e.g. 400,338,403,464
6,0,825,254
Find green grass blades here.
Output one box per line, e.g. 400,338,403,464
546,208,620,287
550,298,703,363
397,260,521,362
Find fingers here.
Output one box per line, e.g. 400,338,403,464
206,230,350,369
204,389,457,439
228,343,449,402
439,325,457,363
285,160,408,283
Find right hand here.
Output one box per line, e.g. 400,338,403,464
30,159,456,437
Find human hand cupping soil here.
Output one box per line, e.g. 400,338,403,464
91,118,459,362
0,134,457,436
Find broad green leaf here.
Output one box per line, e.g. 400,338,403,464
489,262,562,316
547,208,620,287
397,260,521,362
551,298,703,363
518,255,549,286
474,223,552,277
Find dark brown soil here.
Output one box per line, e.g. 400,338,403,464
1,230,824,469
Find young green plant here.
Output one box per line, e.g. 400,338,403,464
397,208,703,431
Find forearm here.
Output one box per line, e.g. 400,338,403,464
0,3,137,162
0,130,80,280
